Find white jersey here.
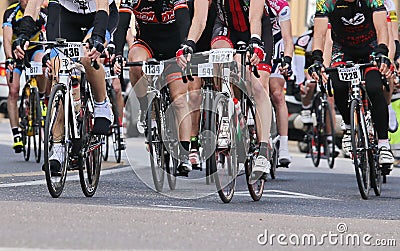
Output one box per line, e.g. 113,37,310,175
59,0,114,14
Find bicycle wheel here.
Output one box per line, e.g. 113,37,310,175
110,88,122,163
309,94,321,167
324,102,335,169
101,135,109,161
211,95,237,203
43,84,68,198
369,127,382,196
163,104,177,190
19,85,30,161
244,99,265,201
350,100,370,199
270,140,279,180
31,88,42,163
147,97,165,192
79,90,102,197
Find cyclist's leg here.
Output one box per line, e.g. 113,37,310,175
128,42,151,127
168,74,192,173
6,67,22,152
111,78,125,125
31,49,48,116
269,75,291,164
364,69,394,166
188,77,202,165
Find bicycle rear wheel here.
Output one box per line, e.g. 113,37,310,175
163,104,177,190
147,97,165,192
211,95,237,203
369,128,382,196
324,102,335,169
43,84,68,198
110,87,122,163
244,99,265,201
31,88,42,163
350,100,370,199
101,135,109,161
309,95,321,167
79,90,102,197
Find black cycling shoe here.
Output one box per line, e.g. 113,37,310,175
176,156,191,177
92,118,112,135
49,159,62,176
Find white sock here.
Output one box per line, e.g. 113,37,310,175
378,139,390,149
388,104,398,130
327,136,333,142
280,136,288,150
302,104,312,110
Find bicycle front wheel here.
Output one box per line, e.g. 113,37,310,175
110,87,122,163
31,88,42,163
147,97,165,192
324,102,336,169
101,135,109,161
79,93,102,197
244,99,265,201
43,84,68,198
309,95,321,167
19,85,30,161
350,100,370,199
211,95,238,203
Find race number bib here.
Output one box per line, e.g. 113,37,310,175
25,62,43,76
103,66,114,80
337,66,360,82
142,61,164,76
198,63,213,77
61,42,84,59
209,48,234,63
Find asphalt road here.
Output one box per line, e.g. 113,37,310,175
0,118,399,250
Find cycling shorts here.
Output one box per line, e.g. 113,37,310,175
331,41,377,64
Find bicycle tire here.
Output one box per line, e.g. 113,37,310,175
309,94,321,167
79,88,102,197
369,128,382,196
43,84,68,198
147,97,165,192
110,87,122,163
19,85,30,161
325,102,336,169
163,103,177,190
211,95,237,203
244,99,265,201
270,140,279,180
101,135,109,161
31,88,42,163
350,99,370,199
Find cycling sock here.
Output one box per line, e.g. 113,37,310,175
190,136,199,150
179,141,190,157
302,104,312,110
259,142,270,159
12,127,19,136
39,92,45,99
280,136,288,147
327,136,333,142
378,140,390,149
94,99,107,106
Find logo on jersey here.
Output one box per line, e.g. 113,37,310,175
341,13,365,26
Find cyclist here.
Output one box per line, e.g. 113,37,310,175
14,0,117,173
177,0,274,178
309,0,394,173
294,18,339,156
265,0,294,166
114,0,193,175
2,0,47,153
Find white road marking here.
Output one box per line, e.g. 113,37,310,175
0,166,132,188
152,205,205,210
234,189,338,200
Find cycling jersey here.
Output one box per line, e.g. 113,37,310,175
121,0,190,60
59,0,114,14
2,2,47,48
293,29,313,84
265,0,290,39
315,0,386,48
214,0,252,32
